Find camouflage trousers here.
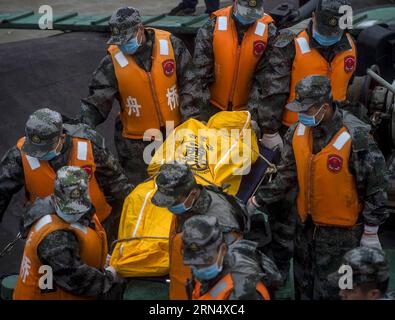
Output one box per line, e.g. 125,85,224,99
263,190,298,284
114,117,151,186
294,216,363,300
102,200,124,252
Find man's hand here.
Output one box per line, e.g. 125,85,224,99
360,225,382,250
261,132,283,151
105,266,123,283
104,254,111,268
247,196,261,212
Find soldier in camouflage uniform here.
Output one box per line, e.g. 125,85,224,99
182,215,282,300
249,76,389,300
78,7,201,185
193,1,283,148
152,163,249,241
249,0,357,134
247,0,359,285
0,108,132,245
151,162,250,299
13,166,124,300
329,247,394,300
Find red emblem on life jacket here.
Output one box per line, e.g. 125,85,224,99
81,165,93,180
163,59,175,77
327,155,343,173
253,40,266,57
344,56,356,73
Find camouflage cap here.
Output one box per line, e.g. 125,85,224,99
107,7,142,45
182,216,224,266
328,247,390,288
235,0,264,20
54,166,91,217
22,108,63,158
286,75,332,112
151,163,197,208
315,0,351,37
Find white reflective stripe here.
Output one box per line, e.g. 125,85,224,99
333,131,351,150
70,223,88,234
296,37,311,54
346,33,354,51
26,155,41,170
217,16,227,31
114,50,129,68
254,22,266,36
132,189,155,238
35,215,52,232
159,39,169,56
297,124,306,136
77,141,88,161
214,111,250,173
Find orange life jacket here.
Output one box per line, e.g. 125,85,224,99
16,137,112,222
292,124,361,227
210,6,274,111
168,217,191,300
13,214,107,300
192,273,270,300
283,31,357,126
108,28,181,139
169,217,242,300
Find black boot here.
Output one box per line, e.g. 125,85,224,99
168,2,196,15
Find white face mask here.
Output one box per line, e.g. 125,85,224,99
54,199,86,223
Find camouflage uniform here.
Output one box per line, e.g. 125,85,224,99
254,76,389,300
193,1,278,121
79,7,200,185
23,166,123,298
0,108,132,245
151,163,250,243
250,0,355,134
328,247,394,300
182,215,282,300
386,151,395,199
252,0,358,284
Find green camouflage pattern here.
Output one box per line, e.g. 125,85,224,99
22,108,63,158
152,163,197,208
286,75,332,113
107,7,142,45
53,166,91,215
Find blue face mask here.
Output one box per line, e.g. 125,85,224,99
168,192,194,215
192,261,223,281
169,202,190,215
119,34,141,55
312,29,342,47
298,105,325,127
233,13,256,26
39,149,60,161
